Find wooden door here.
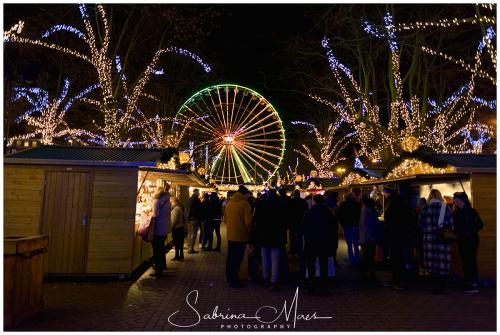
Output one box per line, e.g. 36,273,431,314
41,171,91,273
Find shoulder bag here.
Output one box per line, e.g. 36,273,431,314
138,201,166,242
436,203,454,243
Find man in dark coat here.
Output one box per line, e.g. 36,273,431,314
453,192,484,293
289,190,308,256
254,189,286,291
200,193,211,250
325,191,340,264
302,194,336,296
337,192,361,265
382,185,412,290
185,188,202,254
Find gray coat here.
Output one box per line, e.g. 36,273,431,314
171,204,184,229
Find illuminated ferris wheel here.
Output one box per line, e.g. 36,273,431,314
174,84,286,185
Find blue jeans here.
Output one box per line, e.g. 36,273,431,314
344,226,360,264
226,241,246,285
261,247,281,283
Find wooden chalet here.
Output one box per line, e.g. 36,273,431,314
4,146,207,277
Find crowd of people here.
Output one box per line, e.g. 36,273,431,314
223,184,484,296
147,182,484,296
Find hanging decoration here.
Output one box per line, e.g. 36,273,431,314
401,135,420,153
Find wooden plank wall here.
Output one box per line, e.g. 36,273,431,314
470,173,496,279
4,166,45,236
86,169,138,274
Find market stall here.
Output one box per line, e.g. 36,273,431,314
336,153,496,279
4,146,207,277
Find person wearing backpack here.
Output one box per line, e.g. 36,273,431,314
453,192,484,293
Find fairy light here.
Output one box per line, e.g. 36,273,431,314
461,122,494,154
386,159,455,179
392,15,495,32
42,24,85,39
340,172,372,186
315,11,496,163
3,20,24,42
292,120,355,178
5,4,211,147
9,79,99,145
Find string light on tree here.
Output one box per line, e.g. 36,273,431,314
315,11,495,165
340,172,371,186
4,4,211,147
291,120,355,178
8,79,98,146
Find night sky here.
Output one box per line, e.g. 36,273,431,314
4,3,496,170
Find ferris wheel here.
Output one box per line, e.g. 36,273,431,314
174,84,286,185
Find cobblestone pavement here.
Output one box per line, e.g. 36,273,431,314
11,225,496,331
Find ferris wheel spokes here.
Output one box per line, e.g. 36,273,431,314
175,84,285,185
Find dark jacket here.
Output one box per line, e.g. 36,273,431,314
200,199,211,222
384,195,412,240
185,195,202,220
291,196,308,235
254,193,286,248
338,198,361,227
303,203,337,256
209,197,223,221
453,205,483,240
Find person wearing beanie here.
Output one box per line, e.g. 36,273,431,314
453,192,484,293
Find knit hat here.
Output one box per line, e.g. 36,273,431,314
453,192,469,202
238,185,249,194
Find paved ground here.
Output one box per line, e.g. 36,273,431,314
10,225,496,331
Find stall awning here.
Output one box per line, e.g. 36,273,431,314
139,167,208,187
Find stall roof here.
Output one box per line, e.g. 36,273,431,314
4,145,174,167
331,172,472,190
426,153,496,170
139,167,208,187
387,153,497,172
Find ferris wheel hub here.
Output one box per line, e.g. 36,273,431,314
223,135,235,144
